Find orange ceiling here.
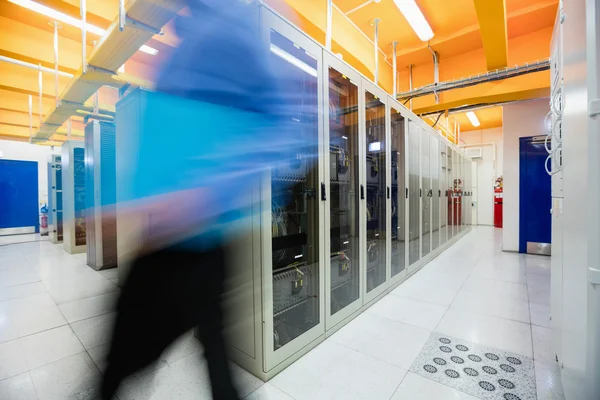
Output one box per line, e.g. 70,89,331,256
0,0,558,143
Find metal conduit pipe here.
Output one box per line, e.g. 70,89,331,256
392,41,398,97
326,0,333,50
396,58,550,101
428,45,439,103
373,18,380,84
0,56,73,78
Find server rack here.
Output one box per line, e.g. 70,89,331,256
61,140,86,254
47,154,63,244
388,98,408,285
259,9,326,374
84,120,117,271
362,80,389,304
323,52,364,330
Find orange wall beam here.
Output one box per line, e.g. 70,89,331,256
473,0,509,70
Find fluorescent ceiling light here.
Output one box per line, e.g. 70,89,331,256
393,0,434,41
466,111,480,127
270,44,317,78
9,0,158,55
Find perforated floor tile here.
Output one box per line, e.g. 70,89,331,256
411,333,536,400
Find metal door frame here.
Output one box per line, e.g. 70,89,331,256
407,118,421,274
322,50,365,331
387,97,409,285
420,127,431,258
430,132,440,252
259,9,326,372
361,78,390,304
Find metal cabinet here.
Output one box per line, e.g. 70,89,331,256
362,80,389,302
388,100,407,282
260,11,325,372
323,52,363,330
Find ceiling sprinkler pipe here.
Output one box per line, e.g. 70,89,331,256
397,58,550,100
326,0,333,50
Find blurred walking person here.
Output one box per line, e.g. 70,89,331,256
100,0,308,399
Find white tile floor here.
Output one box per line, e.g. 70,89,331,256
0,227,565,400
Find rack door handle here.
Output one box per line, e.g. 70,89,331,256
321,182,326,201
438,189,441,197
387,186,390,199
405,188,409,199
361,185,365,200
420,188,422,197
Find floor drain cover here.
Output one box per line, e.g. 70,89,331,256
411,333,536,400
479,381,496,391
483,366,498,375
433,358,447,365
445,369,460,378
468,354,482,362
500,364,516,373
507,357,522,365
503,394,522,400
423,365,437,373
498,379,516,389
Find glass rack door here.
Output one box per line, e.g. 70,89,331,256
431,135,440,252
364,88,387,294
440,143,448,245
268,27,321,354
408,121,420,266
421,129,431,258
390,107,406,278
326,58,361,322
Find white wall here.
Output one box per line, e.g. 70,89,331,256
502,99,550,251
0,140,60,208
461,127,503,226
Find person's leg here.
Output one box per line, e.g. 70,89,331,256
101,249,194,399
196,246,240,400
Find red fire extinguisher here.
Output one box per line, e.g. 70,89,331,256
494,177,503,228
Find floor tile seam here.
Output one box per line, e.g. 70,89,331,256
50,287,121,306
1,278,43,289
0,315,71,345
445,303,532,325
457,286,530,302
432,264,471,332
386,291,456,308
365,307,444,332
387,368,410,400
64,308,115,325
325,338,413,373
462,274,529,288
261,381,299,400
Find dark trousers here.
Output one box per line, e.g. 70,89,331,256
101,243,240,400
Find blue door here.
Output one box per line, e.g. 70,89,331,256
0,159,39,234
519,136,551,254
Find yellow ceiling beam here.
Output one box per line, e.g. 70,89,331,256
473,0,509,70
413,87,550,115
